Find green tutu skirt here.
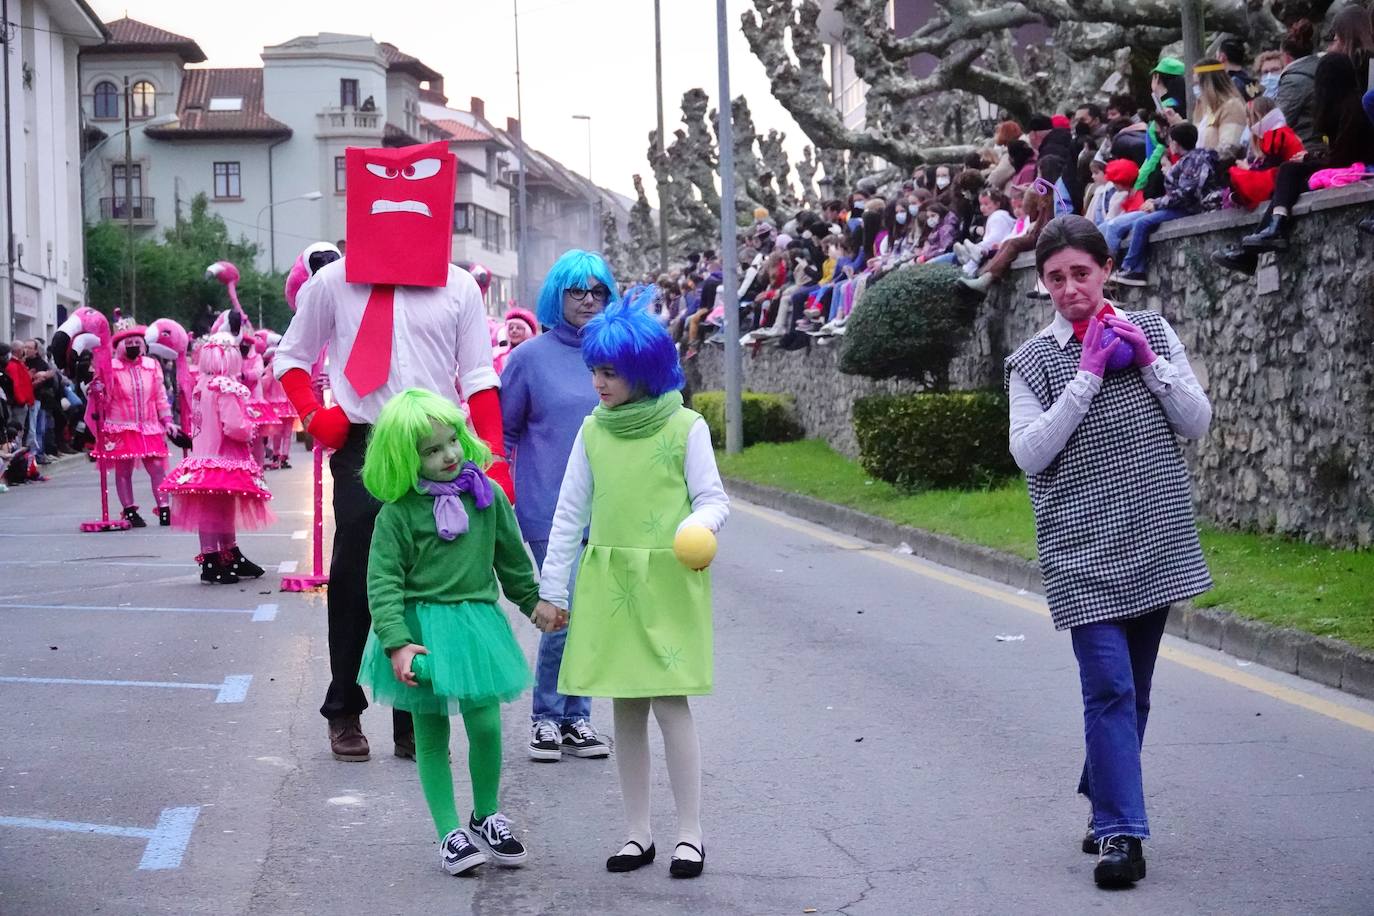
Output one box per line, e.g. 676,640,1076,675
357,601,531,715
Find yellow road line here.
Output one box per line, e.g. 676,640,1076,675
734,501,1374,735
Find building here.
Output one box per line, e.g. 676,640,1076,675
1,0,107,341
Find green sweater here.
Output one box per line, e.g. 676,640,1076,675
366,486,540,651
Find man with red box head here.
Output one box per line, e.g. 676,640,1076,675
276,141,512,763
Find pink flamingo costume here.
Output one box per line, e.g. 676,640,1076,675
159,322,275,584
104,324,176,527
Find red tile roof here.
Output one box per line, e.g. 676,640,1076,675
145,68,291,140
90,17,207,63
379,42,441,82
430,119,493,143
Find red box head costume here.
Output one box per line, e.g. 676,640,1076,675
344,141,457,287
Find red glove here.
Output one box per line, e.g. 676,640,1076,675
467,387,514,503
280,366,350,450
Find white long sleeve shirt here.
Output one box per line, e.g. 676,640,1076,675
274,258,498,424
538,417,729,608
1008,311,1211,475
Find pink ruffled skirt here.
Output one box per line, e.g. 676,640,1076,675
158,456,275,531
99,429,167,460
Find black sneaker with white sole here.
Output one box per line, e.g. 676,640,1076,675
529,719,561,761
560,718,610,758
440,828,486,875
469,811,528,866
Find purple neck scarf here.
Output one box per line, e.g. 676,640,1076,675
417,463,493,540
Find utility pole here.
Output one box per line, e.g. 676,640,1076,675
513,0,529,307
1180,0,1205,119
715,0,742,455
654,0,669,276
123,75,136,321
2,0,15,338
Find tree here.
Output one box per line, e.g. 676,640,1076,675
626,175,661,281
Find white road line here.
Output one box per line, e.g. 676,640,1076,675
0,806,201,870
0,673,252,704
0,602,279,622
277,560,299,573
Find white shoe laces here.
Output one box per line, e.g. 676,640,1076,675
533,720,558,743
569,719,598,741
484,813,513,842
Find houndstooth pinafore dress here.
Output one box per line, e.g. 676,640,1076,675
1004,309,1212,630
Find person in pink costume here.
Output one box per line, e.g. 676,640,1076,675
145,318,195,453
103,324,177,528
259,331,295,469
159,320,275,584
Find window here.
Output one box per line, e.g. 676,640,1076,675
130,80,156,119
93,81,118,119
454,203,472,234
208,97,242,111
213,162,241,199
334,156,347,193
340,78,359,109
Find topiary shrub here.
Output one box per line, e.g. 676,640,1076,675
853,391,1018,491
691,391,804,448
837,262,980,389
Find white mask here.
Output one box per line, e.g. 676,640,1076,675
895,211,908,225
907,204,919,215
926,215,940,229
935,176,951,189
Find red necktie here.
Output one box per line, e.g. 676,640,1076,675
343,284,395,397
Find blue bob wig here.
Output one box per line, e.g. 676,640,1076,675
535,249,619,330
581,303,684,398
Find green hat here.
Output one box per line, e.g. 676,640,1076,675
1152,57,1186,76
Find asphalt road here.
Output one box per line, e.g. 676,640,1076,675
1,455,1371,915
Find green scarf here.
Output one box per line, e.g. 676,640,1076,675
592,390,684,439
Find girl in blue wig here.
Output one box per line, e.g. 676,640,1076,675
535,304,729,878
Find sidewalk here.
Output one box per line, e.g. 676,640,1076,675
725,476,1374,702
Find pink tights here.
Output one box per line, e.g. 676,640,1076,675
198,529,236,556
114,457,168,509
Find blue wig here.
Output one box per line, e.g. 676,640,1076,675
535,249,619,330
582,303,684,398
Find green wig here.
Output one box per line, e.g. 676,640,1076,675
362,388,492,503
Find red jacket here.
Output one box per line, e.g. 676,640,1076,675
5,357,34,406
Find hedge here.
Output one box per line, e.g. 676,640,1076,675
691,391,804,448
852,391,1018,491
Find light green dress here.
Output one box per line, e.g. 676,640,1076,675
556,406,713,698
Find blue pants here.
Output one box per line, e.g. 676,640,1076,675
527,539,591,725
1101,210,1149,260
1121,208,1186,274
1070,606,1170,840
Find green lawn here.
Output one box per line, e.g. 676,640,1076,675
718,439,1374,651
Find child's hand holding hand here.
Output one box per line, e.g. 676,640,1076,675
390,643,429,687
533,601,569,633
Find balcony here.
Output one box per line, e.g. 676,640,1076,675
99,197,156,225
317,107,383,139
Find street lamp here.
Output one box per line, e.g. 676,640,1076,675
256,191,324,274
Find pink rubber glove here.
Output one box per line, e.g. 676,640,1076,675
1077,317,1122,378
1103,316,1159,369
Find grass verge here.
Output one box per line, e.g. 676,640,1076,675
717,439,1374,652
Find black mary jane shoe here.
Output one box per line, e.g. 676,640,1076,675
669,841,705,879
606,840,655,873
1094,835,1146,888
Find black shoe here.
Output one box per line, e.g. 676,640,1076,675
1082,816,1098,854
199,553,239,585
606,840,655,872
227,546,265,579
1358,216,1374,236
1211,244,1259,275
669,841,705,878
1094,835,1146,887
529,719,562,761
122,506,147,528
394,731,416,760
440,828,486,875
1110,270,1148,287
468,811,527,866
157,506,171,527
560,719,610,758
1241,214,1289,251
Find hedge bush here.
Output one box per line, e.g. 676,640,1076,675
852,391,1018,491
691,391,804,448
837,262,980,389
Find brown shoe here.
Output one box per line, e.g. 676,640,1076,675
328,715,370,762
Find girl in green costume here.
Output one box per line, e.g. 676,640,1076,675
536,304,729,879
358,389,566,876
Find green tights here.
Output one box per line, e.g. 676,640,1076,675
412,702,503,841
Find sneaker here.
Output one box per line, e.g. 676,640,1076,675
1110,270,1148,287
1094,835,1146,887
122,506,147,528
529,719,561,761
559,719,610,758
440,828,486,875
468,811,528,866
157,506,171,527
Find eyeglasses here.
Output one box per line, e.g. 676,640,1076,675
566,286,610,303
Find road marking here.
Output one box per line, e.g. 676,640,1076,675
291,529,307,540
735,500,1374,735
252,603,279,621
0,806,201,870
0,674,252,703
0,559,194,568
0,602,278,622
277,560,298,573
0,531,301,538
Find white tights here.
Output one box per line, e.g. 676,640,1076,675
613,696,703,860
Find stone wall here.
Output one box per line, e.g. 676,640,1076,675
687,184,1374,546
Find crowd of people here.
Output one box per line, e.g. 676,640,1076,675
1,336,91,488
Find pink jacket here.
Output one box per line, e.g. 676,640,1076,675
105,355,171,434
193,376,256,463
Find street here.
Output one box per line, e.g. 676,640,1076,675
1,459,1371,915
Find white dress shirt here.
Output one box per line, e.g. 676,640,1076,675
274,258,499,424
539,417,730,608
1008,310,1211,475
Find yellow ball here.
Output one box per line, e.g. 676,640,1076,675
673,525,717,571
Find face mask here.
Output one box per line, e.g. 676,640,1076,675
895,211,908,225
926,215,941,229
1260,72,1281,96
935,176,951,189
124,345,140,359
908,204,919,215
1192,84,1202,99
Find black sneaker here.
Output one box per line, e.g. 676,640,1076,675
560,719,610,758
227,546,265,579
157,506,171,527
440,828,486,875
1110,270,1148,287
468,811,527,866
122,506,147,528
1094,835,1146,887
198,553,239,585
529,719,561,761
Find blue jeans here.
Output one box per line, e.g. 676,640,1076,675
527,539,592,725
1070,607,1170,840
925,252,957,265
1101,210,1149,260
1121,208,1186,274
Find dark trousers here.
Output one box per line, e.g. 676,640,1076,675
1266,160,1321,216
321,423,411,738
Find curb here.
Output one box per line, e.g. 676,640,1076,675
725,476,1374,702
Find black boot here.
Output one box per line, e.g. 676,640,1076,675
1241,213,1290,251
1094,835,1146,887
199,552,240,585
226,546,265,579
122,505,147,528
157,506,171,527
1211,243,1259,275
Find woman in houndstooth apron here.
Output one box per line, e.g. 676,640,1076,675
1004,216,1213,889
